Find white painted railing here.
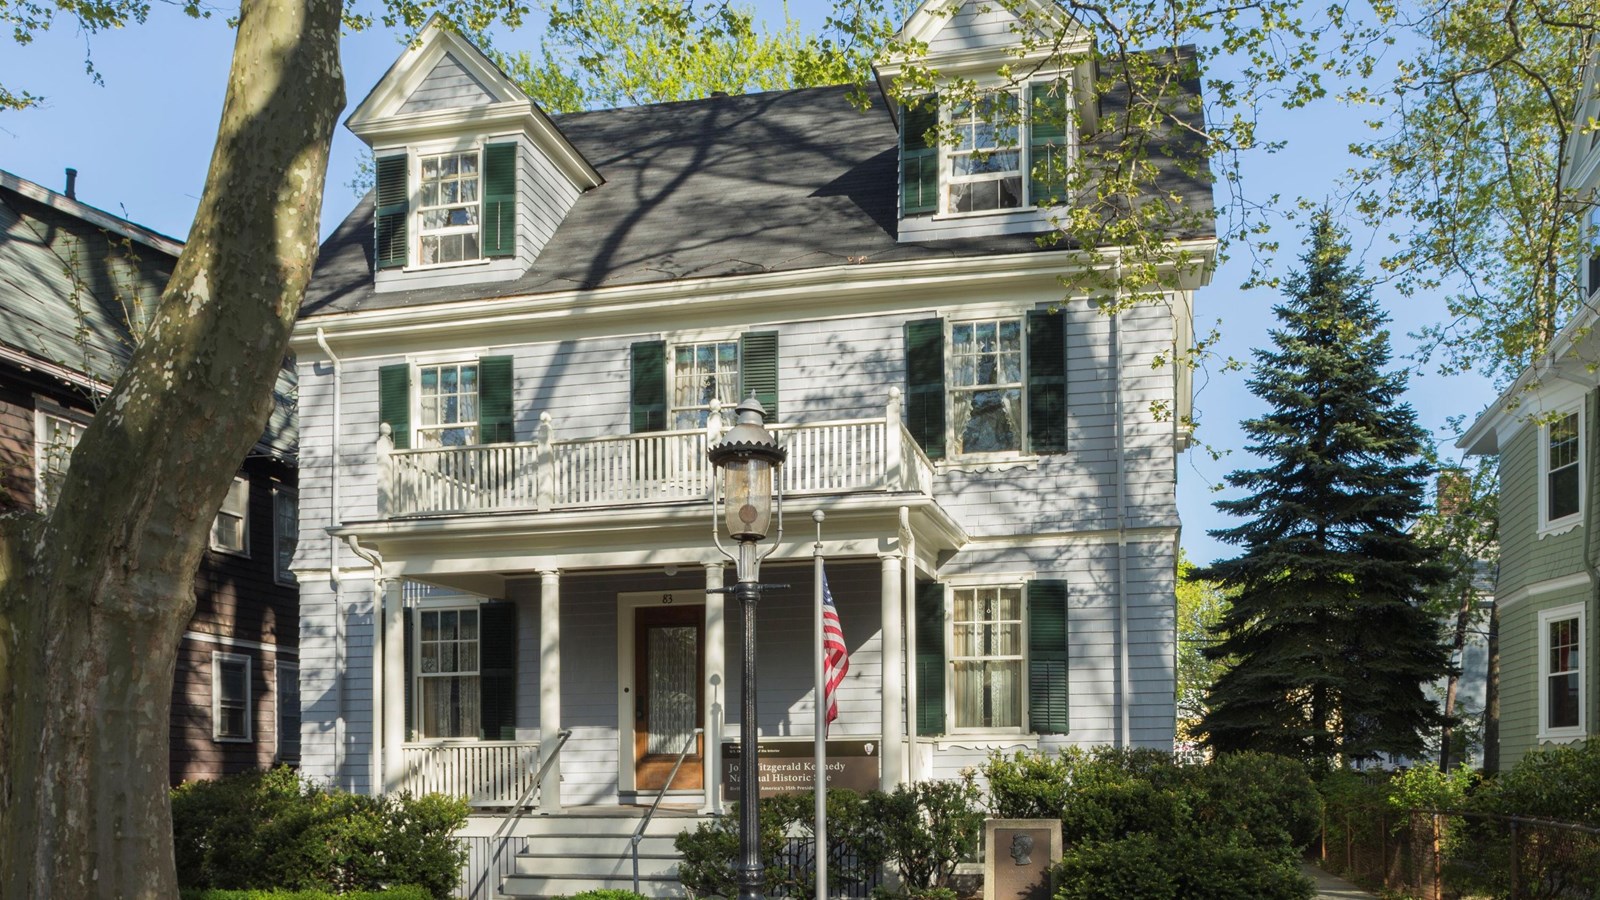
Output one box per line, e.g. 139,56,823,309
400,740,541,807
377,390,934,518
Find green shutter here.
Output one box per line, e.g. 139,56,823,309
915,581,946,736
479,602,518,741
1029,81,1069,206
739,331,780,423
631,340,668,433
901,96,938,216
482,142,518,258
1026,310,1067,453
375,154,409,269
379,364,411,450
403,608,415,741
1028,580,1069,735
478,356,515,443
904,318,946,460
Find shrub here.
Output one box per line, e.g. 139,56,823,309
675,791,846,900
1052,832,1313,900
561,891,649,900
178,889,431,900
170,767,468,899
1052,834,1177,900
866,778,984,891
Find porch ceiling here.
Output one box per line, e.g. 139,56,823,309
330,492,964,598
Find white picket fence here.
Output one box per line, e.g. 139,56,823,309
377,392,934,517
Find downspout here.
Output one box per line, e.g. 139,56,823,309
314,328,348,788
1111,302,1132,749
900,506,917,782
346,535,385,795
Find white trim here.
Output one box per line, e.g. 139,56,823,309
210,475,252,557
4,347,113,395
183,630,296,657
1495,572,1589,612
276,660,301,763
945,581,1030,735
410,358,482,448
289,241,1219,357
32,399,90,512
1537,403,1585,537
946,314,1028,460
1537,602,1587,743
212,651,253,743
273,485,299,587
0,168,186,256
615,590,705,798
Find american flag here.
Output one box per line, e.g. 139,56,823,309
822,570,849,734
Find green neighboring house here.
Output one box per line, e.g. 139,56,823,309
1458,60,1600,769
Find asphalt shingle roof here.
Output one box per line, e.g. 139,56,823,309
305,74,1213,318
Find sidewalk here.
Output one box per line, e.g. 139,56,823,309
1300,861,1377,899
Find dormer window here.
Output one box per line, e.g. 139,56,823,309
374,142,519,270
900,81,1073,220
418,151,482,265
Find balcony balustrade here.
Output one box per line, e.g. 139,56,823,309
377,391,933,518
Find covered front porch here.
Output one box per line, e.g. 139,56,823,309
337,393,965,815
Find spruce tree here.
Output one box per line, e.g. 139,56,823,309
1197,215,1452,764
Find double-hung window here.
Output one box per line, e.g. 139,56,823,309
947,93,1023,214
1538,603,1585,739
416,362,479,448
417,150,481,265
276,660,300,763
213,652,252,742
418,607,481,739
950,586,1024,730
1541,408,1583,532
34,406,88,512
273,487,298,585
211,476,250,556
949,318,1024,454
671,341,741,429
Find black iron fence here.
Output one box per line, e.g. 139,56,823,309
1319,805,1600,899
769,836,886,900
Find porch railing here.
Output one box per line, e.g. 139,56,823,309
377,390,934,518
400,740,541,807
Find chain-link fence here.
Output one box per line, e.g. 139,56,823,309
1319,805,1600,899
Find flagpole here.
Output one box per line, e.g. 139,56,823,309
812,509,827,900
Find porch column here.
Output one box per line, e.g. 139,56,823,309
880,551,906,790
381,578,406,794
704,562,726,813
539,568,563,811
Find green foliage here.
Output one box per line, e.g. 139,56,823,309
560,891,648,900
1175,552,1233,756
170,767,468,900
179,889,431,900
865,778,984,891
1474,743,1600,825
676,789,884,900
985,748,1315,900
1199,215,1452,764
1385,764,1477,814
484,0,887,113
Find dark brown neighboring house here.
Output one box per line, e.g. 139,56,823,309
0,167,299,783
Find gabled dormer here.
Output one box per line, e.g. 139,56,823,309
1565,51,1600,299
345,19,602,293
875,0,1097,242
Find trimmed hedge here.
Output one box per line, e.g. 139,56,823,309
171,767,468,900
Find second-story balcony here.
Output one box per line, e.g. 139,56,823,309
376,391,934,519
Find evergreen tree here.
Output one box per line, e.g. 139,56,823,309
1198,215,1452,764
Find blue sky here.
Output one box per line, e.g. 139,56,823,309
0,3,1498,566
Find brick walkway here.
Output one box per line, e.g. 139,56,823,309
1299,862,1376,899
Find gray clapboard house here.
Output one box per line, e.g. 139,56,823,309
292,2,1213,895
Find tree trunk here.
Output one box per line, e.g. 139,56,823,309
0,0,343,894
1438,582,1475,772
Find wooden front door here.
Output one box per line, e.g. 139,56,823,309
634,604,705,792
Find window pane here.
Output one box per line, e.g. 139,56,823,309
958,389,1021,453
953,660,1021,729
1549,672,1581,729
1550,464,1580,521
421,611,439,641
461,610,479,639
440,610,458,639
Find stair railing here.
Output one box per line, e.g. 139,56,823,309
632,727,705,895
478,729,573,899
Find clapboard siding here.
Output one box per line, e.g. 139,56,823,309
1497,423,1588,595
926,0,1031,55
170,638,292,783
398,53,495,114
1496,584,1596,769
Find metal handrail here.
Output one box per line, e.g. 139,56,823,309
633,727,705,894
476,729,573,900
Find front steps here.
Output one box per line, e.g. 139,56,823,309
497,808,713,899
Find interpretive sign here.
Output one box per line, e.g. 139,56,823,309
720,739,880,800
